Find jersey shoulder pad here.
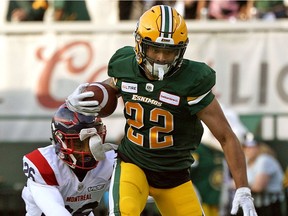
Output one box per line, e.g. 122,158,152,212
183,60,216,96
23,146,59,186
175,60,215,110
108,46,137,78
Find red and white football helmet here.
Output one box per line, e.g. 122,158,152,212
51,104,106,170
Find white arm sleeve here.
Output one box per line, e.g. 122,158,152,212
28,179,72,216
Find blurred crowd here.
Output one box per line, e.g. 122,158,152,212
190,103,288,216
2,0,288,23
119,0,288,21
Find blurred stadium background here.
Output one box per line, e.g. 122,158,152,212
0,1,288,215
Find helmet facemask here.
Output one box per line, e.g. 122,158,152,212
137,36,186,80
53,127,105,170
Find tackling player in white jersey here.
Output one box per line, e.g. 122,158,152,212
21,104,117,216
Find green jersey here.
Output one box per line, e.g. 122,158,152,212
190,144,224,205
108,46,215,172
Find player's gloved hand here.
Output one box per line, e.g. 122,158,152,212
231,187,258,216
66,83,101,116
89,136,118,161
80,128,118,161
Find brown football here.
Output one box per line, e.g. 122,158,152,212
83,82,118,118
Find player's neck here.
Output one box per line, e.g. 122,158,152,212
72,168,88,182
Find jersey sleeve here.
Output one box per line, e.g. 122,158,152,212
26,179,71,216
108,46,137,79
186,62,216,115
23,149,59,186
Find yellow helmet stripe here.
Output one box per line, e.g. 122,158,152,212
160,5,173,38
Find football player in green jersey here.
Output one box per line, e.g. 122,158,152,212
66,5,257,216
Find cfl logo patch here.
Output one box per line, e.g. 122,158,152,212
145,83,154,92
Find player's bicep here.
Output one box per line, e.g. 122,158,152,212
28,179,71,216
197,98,234,145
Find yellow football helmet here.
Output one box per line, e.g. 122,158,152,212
134,5,189,80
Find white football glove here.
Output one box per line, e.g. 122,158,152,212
66,83,101,116
231,187,258,216
79,128,118,161
89,135,118,161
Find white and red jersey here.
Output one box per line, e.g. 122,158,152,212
22,145,116,216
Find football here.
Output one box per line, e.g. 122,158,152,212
83,82,118,118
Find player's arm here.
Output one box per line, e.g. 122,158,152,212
197,98,248,188
27,179,71,216
197,98,257,216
